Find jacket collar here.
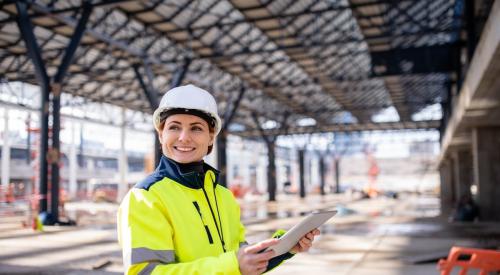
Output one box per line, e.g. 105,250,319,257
155,155,220,189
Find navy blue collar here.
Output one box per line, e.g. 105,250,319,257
154,156,220,189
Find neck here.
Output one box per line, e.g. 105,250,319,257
168,157,204,174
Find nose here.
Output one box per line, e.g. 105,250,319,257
178,129,191,142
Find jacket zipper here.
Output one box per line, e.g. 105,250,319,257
193,201,213,244
195,172,226,253
201,186,226,252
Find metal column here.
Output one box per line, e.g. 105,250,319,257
299,149,306,198
319,155,325,196
266,141,277,201
334,157,341,193
133,64,160,167
16,1,50,214
218,85,246,187
49,1,92,222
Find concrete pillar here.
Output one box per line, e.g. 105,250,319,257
117,108,128,202
2,108,11,188
472,127,500,221
439,158,455,218
451,149,473,201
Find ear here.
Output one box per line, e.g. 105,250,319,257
209,133,215,146
157,130,164,144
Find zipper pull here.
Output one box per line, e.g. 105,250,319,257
193,201,214,244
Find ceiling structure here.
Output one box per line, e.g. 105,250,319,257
0,0,471,137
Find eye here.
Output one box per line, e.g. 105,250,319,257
168,125,180,131
192,126,203,132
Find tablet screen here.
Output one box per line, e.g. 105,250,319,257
265,210,337,256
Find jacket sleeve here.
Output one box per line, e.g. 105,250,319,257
264,229,295,273
117,189,241,275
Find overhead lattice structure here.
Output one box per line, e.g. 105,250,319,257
0,0,471,137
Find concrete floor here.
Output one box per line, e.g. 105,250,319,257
1,193,500,274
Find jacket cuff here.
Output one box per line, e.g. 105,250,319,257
265,252,295,272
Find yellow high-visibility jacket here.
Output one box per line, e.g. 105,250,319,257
118,156,293,274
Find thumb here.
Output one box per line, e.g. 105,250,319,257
244,238,279,254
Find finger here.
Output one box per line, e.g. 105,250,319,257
313,229,321,235
256,261,269,269
297,243,309,253
257,267,267,274
243,248,275,264
252,249,276,262
309,233,317,242
300,238,312,249
299,239,308,248
301,236,313,245
245,239,279,254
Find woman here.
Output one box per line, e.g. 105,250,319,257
118,84,320,274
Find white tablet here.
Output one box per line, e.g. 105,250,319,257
264,210,337,256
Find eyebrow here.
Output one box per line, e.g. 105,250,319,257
167,121,206,126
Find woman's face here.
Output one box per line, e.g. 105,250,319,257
159,114,214,163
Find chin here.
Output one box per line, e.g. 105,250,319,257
173,155,202,163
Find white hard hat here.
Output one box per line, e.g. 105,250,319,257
153,84,222,135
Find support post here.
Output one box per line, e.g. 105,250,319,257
50,1,92,223
266,141,277,201
473,127,500,221
16,1,50,214
251,112,287,201
299,149,306,198
133,64,161,167
439,158,455,218
452,149,473,201
334,157,341,193
319,155,325,196
216,133,228,187
218,84,246,187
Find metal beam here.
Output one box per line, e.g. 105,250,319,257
145,0,415,33
169,57,191,88
0,0,132,24
133,64,159,110
27,2,168,69
370,44,461,77
199,37,459,60
236,120,441,137
15,1,50,215
53,1,93,84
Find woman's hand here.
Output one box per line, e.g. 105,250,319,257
237,238,278,275
290,229,320,254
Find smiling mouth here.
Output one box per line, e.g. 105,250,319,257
174,146,195,152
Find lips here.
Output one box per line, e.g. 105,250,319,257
174,146,195,152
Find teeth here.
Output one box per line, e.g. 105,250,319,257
176,147,194,152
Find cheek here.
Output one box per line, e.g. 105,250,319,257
159,131,175,146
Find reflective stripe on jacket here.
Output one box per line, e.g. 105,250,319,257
118,156,246,274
